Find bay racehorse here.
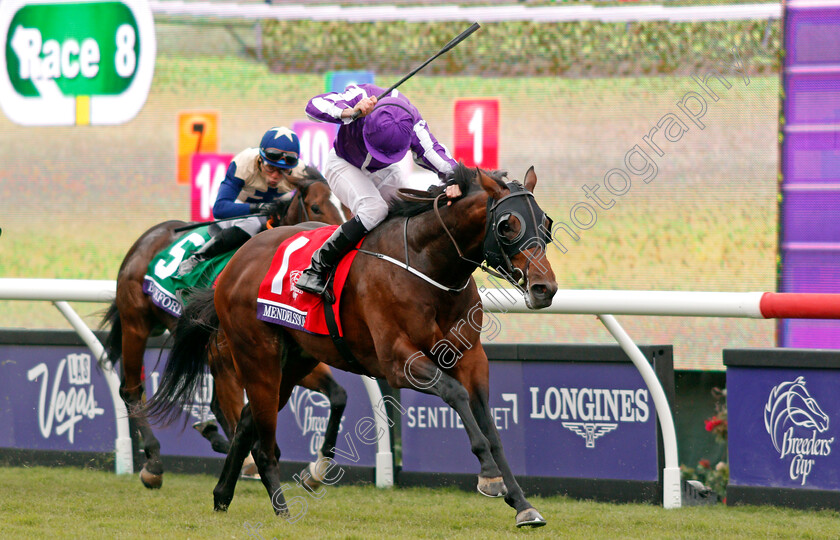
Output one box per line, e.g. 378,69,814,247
149,164,557,527
100,167,348,488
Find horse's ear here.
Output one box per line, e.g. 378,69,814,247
305,164,327,182
523,166,537,193
476,168,506,199
298,179,312,195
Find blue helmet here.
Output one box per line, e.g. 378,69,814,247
259,127,300,169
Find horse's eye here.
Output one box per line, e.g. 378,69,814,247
311,204,321,214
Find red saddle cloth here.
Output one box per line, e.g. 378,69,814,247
256,226,360,335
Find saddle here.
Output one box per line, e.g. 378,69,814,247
143,227,235,317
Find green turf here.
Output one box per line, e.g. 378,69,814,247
0,466,838,539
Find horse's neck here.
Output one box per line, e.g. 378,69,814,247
377,193,488,283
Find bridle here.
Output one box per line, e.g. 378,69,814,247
294,186,311,223
268,181,321,227
480,182,553,285
386,180,553,291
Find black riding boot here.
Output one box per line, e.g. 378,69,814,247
177,226,252,276
296,216,368,295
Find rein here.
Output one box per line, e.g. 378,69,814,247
295,189,310,223
267,188,310,229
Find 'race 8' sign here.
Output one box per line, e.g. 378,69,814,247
0,0,156,126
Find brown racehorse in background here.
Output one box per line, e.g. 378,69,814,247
149,164,557,528
100,167,348,489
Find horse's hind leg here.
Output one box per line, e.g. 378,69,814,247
213,403,256,511
235,342,318,516
194,384,231,455
296,363,347,488
119,322,164,489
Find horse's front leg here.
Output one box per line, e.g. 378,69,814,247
459,347,546,528
388,341,502,488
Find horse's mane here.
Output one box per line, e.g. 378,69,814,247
388,164,508,219
299,164,327,184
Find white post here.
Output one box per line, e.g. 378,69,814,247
53,301,133,475
360,376,394,488
597,314,681,508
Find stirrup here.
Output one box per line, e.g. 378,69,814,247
296,270,329,296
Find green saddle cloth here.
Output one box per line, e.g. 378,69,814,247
141,225,236,317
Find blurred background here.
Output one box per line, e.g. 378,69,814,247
0,0,781,375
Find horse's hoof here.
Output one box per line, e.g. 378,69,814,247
214,502,228,512
477,476,507,498
275,507,290,519
139,466,163,489
515,508,547,528
241,454,260,480
299,461,324,491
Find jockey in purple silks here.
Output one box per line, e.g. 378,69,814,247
178,127,302,276
296,83,462,295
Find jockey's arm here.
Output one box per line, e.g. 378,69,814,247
305,83,385,124
212,163,254,219
411,120,458,183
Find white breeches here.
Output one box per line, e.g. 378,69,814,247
324,148,416,231
216,214,265,236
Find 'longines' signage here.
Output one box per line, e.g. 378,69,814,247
401,361,659,481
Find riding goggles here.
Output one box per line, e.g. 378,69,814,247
260,148,299,169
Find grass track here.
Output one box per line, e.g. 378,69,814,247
1,466,839,539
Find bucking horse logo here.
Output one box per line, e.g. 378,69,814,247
764,376,829,453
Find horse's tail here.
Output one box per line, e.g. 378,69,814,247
98,301,122,371
145,288,218,426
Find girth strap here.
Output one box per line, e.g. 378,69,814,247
322,276,371,376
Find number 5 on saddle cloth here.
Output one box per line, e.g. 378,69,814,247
142,224,238,318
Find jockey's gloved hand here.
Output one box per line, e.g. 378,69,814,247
443,174,465,203
249,202,273,215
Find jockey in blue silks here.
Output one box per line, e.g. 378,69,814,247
296,83,462,295
178,127,302,275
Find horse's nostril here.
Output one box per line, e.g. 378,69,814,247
531,284,548,297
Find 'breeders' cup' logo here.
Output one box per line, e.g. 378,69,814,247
764,376,833,486
288,387,344,456
27,353,105,443
530,386,650,449
290,270,303,299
